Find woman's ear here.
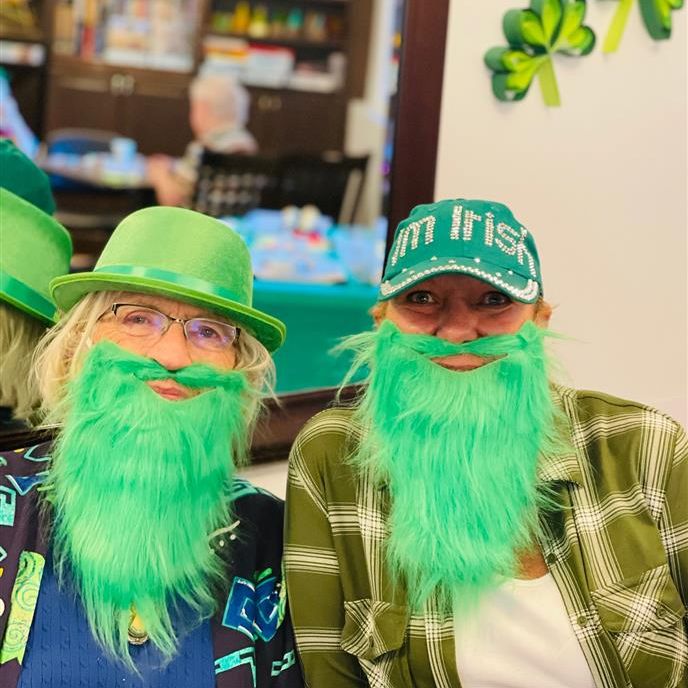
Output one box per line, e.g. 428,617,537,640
369,301,388,327
534,299,552,328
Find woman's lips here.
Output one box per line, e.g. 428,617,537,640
146,381,192,400
432,354,496,371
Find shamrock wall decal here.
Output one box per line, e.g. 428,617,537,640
603,0,684,53
485,0,596,106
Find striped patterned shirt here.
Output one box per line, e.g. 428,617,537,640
284,386,688,688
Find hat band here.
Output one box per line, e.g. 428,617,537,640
0,270,56,320
95,265,247,306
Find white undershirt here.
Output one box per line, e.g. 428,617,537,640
454,573,597,688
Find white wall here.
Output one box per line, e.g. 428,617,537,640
436,1,687,423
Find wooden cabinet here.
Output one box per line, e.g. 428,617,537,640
248,88,345,155
45,57,193,155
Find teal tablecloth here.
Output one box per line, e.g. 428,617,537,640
252,280,377,393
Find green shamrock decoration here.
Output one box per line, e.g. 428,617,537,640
603,0,684,53
485,0,596,106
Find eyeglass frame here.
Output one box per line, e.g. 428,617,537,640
100,302,241,350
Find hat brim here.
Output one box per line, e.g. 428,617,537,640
51,272,286,352
0,291,55,325
379,256,540,304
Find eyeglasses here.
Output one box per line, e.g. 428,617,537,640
106,303,240,352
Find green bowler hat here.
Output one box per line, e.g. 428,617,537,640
0,188,73,324
0,138,56,215
380,198,543,303
51,206,286,352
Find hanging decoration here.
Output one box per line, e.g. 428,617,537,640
603,0,684,53
484,0,596,106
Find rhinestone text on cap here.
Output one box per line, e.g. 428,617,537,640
462,209,482,241
380,262,539,301
390,215,436,266
450,204,463,240
485,212,495,245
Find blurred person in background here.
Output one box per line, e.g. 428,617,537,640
285,198,687,688
0,138,72,432
148,71,257,207
0,69,39,158
0,206,301,686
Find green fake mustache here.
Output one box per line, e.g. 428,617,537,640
340,320,564,609
48,341,250,664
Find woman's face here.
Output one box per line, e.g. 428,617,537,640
384,274,550,371
92,293,237,399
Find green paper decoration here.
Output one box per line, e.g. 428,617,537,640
603,0,684,53
485,0,596,106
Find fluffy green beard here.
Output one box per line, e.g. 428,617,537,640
47,341,250,664
341,320,564,610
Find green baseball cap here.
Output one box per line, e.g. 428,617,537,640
50,206,286,352
380,198,542,303
0,138,56,215
0,189,73,324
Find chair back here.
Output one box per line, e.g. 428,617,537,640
278,153,368,224
192,150,369,223
192,152,282,218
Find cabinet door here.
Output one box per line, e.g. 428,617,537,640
248,89,346,155
45,60,124,133
122,70,193,156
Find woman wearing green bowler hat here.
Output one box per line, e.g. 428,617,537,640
285,199,687,688
0,206,302,687
0,139,71,433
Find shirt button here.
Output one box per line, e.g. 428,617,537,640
545,553,557,565
656,606,669,619
577,615,589,627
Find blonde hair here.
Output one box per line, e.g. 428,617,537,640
0,301,46,421
33,291,275,429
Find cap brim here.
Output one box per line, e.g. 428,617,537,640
51,272,286,352
379,256,540,303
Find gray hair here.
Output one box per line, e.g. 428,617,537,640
189,73,251,127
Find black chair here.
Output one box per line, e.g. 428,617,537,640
278,153,368,224
192,152,282,218
192,150,369,224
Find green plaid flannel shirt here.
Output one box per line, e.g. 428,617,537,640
285,386,688,688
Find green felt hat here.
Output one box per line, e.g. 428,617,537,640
0,138,56,215
380,198,542,303
0,189,73,324
51,206,286,352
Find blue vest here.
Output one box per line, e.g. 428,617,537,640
18,553,215,688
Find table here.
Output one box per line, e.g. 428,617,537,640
38,152,152,190
253,280,378,393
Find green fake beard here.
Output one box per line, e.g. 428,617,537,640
48,341,250,663
342,320,562,610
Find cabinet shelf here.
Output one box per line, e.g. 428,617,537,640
204,31,344,51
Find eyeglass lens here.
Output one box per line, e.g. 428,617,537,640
113,305,237,351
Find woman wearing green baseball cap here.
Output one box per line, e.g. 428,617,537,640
285,198,687,688
0,206,302,687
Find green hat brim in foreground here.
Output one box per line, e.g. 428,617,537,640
378,255,540,304
51,271,286,353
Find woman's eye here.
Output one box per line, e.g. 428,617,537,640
123,311,154,325
406,291,436,305
198,326,221,340
481,291,511,307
